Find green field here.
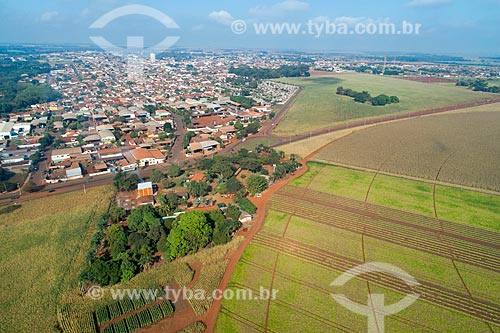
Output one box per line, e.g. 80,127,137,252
216,162,500,332
0,187,113,333
294,162,500,232
274,73,497,136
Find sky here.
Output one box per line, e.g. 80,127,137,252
0,0,499,56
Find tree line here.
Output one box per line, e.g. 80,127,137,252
229,64,310,79
0,57,61,116
336,86,400,106
456,78,500,93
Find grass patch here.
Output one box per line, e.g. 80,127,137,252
368,174,435,216
274,73,497,136
262,209,290,235
283,216,364,261
436,185,500,231
292,162,373,201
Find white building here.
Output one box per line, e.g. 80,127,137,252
51,147,82,163
0,122,14,140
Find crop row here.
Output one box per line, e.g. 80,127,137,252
271,194,500,272
253,232,500,325
57,305,97,333
95,297,146,326
100,300,174,333
272,197,500,268
280,185,500,247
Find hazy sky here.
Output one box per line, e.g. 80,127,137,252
0,0,499,55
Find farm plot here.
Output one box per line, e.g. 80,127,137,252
58,237,244,333
0,186,114,333
293,162,500,232
216,178,500,332
313,110,500,192
274,73,497,136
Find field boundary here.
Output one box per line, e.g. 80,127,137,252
272,98,500,145
310,159,500,197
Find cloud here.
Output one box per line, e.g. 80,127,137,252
406,0,451,7
192,24,205,31
250,0,309,18
312,16,390,27
209,10,235,26
274,0,310,11
39,11,59,22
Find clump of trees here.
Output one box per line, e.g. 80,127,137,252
229,64,310,79
113,172,139,191
80,202,242,285
456,79,500,93
0,58,61,116
230,95,256,109
336,86,400,106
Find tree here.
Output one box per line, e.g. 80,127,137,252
187,181,210,197
166,211,212,259
127,205,161,232
109,205,126,223
120,258,137,282
168,164,182,178
163,122,174,133
225,205,241,221
239,157,262,172
246,121,260,134
225,177,243,194
207,210,237,246
246,175,268,195
106,224,128,258
79,259,121,286
151,169,165,183
157,192,181,212
210,156,235,179
38,134,53,150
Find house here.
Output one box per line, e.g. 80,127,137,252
51,147,82,163
98,129,116,143
66,163,83,180
98,148,123,160
0,122,14,140
187,140,220,154
123,148,165,167
137,182,153,197
239,211,253,224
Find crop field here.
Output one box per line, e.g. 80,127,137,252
0,186,113,333
273,73,498,136
215,164,500,333
291,162,500,232
58,236,244,333
313,111,500,192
